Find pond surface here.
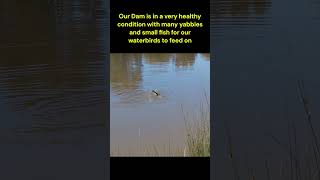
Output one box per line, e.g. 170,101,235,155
110,53,210,156
0,1,107,179
212,0,320,179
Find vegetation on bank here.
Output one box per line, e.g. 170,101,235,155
182,92,210,157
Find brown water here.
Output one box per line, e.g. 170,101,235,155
110,53,210,156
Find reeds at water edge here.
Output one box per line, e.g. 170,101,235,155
217,80,320,180
181,92,210,157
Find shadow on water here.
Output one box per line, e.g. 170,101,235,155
212,0,320,179
0,0,108,144
0,1,108,179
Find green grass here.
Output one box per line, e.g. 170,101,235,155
182,92,210,157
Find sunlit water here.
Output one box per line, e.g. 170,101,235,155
110,53,210,156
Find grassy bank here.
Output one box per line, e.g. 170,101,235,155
182,92,210,157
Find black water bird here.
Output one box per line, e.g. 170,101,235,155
152,89,160,96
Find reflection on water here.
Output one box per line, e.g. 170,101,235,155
212,0,271,38
110,53,210,156
213,0,320,179
213,0,271,16
0,0,107,142
0,1,107,179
